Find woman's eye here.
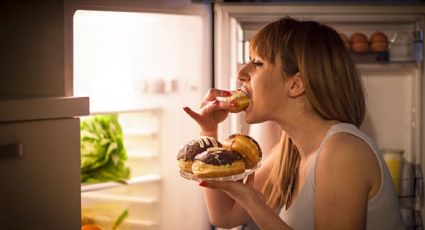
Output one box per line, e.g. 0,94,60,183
251,60,263,67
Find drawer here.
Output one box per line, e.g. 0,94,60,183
0,118,81,229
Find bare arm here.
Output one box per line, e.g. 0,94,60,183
201,152,277,228
202,172,292,230
184,89,289,228
315,133,381,230
200,134,290,228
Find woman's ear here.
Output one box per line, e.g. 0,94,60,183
288,73,305,98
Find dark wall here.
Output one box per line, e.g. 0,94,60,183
0,1,66,97
202,0,425,3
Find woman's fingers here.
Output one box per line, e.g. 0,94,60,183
199,180,231,190
201,99,220,114
204,88,232,102
203,100,231,114
246,173,255,185
198,173,255,190
183,107,202,123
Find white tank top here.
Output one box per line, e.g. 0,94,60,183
278,123,406,230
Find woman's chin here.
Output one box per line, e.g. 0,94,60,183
244,113,264,124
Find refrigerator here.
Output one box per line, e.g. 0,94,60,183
1,1,424,229
72,3,212,230
214,3,425,230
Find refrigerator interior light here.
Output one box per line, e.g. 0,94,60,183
73,10,203,113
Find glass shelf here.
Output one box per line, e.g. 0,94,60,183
123,128,158,137
82,192,158,204
81,174,162,193
90,104,161,116
357,61,418,76
91,215,159,228
126,150,158,159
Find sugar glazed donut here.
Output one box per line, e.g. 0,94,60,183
177,136,222,173
223,134,262,169
192,147,245,178
227,89,250,113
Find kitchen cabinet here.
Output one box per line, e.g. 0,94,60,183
0,96,88,229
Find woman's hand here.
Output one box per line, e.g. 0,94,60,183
200,174,292,230
183,88,233,137
199,174,263,209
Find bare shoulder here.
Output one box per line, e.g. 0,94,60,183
320,132,377,164
316,132,381,191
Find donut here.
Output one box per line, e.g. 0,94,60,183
192,147,245,178
177,136,222,173
223,134,262,169
227,89,250,113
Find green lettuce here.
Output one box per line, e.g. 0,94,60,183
80,114,130,183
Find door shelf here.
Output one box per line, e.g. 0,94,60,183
357,62,419,76
81,174,161,193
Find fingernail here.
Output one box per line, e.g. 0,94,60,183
225,91,232,97
199,181,207,187
230,101,237,107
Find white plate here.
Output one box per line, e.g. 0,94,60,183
180,162,261,182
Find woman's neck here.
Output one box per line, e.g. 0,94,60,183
276,112,338,161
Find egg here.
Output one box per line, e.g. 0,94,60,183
370,32,389,43
351,42,370,53
350,32,368,43
371,42,389,52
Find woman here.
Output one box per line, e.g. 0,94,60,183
183,17,405,230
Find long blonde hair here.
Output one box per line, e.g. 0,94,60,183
251,17,366,209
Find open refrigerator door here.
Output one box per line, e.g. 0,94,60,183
73,5,211,230
214,3,424,229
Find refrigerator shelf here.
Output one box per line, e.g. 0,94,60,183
357,62,418,76
81,174,162,193
82,192,158,204
118,219,158,229
126,150,158,159
90,104,161,116
123,128,158,137
93,215,159,229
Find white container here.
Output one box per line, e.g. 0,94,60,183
389,31,415,62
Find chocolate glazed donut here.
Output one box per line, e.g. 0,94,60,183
192,147,245,178
177,136,222,173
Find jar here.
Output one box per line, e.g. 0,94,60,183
382,149,404,194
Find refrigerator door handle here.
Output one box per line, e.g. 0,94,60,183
0,142,23,158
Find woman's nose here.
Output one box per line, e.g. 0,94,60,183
237,64,251,83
